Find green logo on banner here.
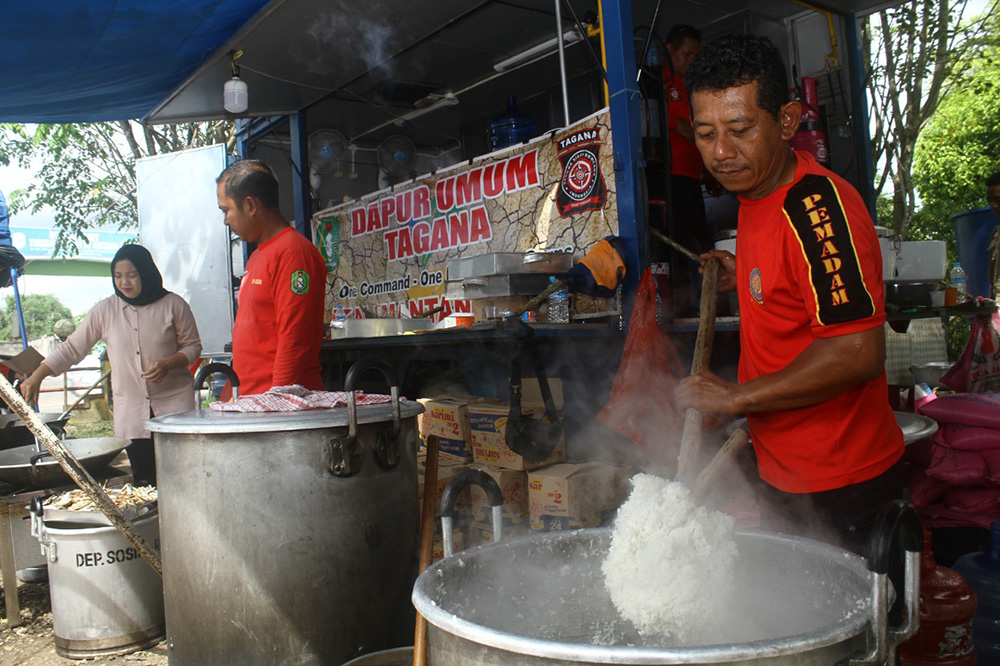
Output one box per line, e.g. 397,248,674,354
291,270,310,295
317,217,340,270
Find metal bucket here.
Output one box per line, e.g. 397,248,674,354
412,523,920,665
32,504,163,659
147,360,423,666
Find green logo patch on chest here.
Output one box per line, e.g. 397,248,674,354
290,270,310,295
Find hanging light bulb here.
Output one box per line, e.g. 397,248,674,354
223,50,248,114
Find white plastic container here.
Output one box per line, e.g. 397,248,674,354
32,505,164,659
896,241,947,282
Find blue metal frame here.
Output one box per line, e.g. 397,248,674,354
602,0,646,321
845,13,877,218
289,112,311,240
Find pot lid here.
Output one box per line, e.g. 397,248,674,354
147,400,424,435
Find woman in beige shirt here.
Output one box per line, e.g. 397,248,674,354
20,244,202,485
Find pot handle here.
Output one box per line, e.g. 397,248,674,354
439,469,504,558
343,358,401,440
850,499,923,666
193,362,240,400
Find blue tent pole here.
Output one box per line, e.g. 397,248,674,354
10,267,28,350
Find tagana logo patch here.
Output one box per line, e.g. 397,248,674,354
749,267,763,306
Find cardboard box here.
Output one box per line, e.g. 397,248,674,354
466,465,529,526
419,435,474,463
468,522,531,546
417,395,481,442
528,462,632,532
520,378,564,410
417,460,471,518
467,402,566,471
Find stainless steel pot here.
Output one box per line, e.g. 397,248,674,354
147,359,423,666
412,502,922,665
0,437,128,489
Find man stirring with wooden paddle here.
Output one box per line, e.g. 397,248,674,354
675,35,904,554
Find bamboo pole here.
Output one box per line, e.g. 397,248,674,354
0,373,162,577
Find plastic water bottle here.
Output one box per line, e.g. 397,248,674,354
334,305,347,322
953,522,1000,664
547,277,570,324
950,263,968,303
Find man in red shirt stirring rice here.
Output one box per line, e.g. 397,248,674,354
217,159,327,395
675,35,904,554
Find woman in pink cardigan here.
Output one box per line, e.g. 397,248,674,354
20,244,202,485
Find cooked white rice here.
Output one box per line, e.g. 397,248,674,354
602,473,738,642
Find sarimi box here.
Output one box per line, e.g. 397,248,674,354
467,465,529,526
467,402,566,471
527,462,632,532
417,394,498,445
419,435,474,463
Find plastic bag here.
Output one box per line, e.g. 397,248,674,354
940,311,1000,393
595,269,685,470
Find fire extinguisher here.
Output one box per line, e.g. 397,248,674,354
899,530,977,665
790,76,830,164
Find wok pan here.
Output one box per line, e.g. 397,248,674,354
0,437,128,489
0,412,71,451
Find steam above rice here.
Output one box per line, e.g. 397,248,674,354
602,473,738,642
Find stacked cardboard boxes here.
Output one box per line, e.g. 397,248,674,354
416,379,632,557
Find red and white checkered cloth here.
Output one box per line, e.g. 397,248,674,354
210,384,395,412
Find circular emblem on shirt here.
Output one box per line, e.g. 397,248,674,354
668,87,681,102
749,267,763,306
291,270,310,295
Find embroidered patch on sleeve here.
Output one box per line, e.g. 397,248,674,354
290,270,310,295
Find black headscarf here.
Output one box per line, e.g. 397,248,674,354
111,244,169,306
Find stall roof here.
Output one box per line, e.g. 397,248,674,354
0,0,897,126
0,0,270,123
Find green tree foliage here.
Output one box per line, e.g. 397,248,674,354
863,0,990,236
0,293,72,341
0,121,234,258
912,11,1000,241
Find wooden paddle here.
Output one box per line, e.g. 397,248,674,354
675,258,720,487
413,434,441,666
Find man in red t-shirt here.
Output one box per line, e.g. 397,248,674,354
676,35,904,554
217,160,327,395
660,24,712,316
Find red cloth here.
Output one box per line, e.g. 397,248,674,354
737,151,903,493
211,385,393,412
661,70,703,180
232,227,328,395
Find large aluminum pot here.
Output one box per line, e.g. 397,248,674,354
147,359,422,666
413,502,922,665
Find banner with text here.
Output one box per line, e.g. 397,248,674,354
311,109,617,321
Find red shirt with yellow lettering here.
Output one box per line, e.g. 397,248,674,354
232,227,328,395
736,151,903,493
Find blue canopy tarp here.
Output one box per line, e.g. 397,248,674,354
0,0,269,123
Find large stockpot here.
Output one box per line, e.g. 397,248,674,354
147,360,423,666
412,502,923,665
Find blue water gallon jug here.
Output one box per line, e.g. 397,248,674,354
950,208,997,299
953,522,1000,664
489,97,537,151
